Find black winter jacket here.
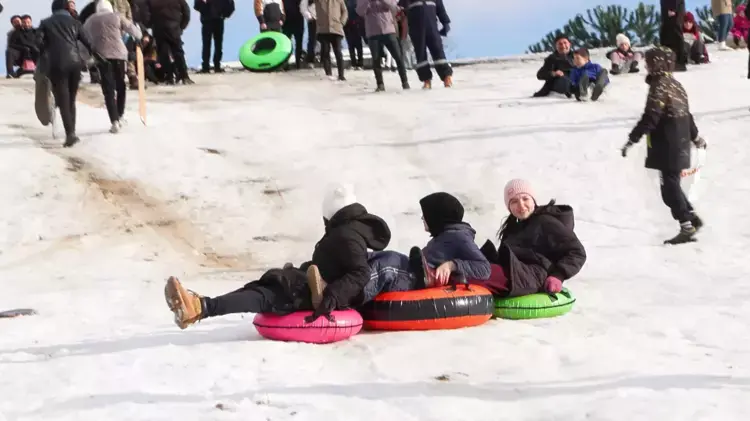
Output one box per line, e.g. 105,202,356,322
480,204,586,298
36,8,93,75
302,203,391,308
145,0,190,30
629,73,697,171
193,0,235,22
660,0,685,20
8,28,39,54
536,51,574,81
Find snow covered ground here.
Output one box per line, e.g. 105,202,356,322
1,48,750,421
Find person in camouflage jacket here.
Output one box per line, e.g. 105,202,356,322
621,46,707,245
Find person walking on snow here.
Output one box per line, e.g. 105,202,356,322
398,0,452,89
193,0,235,73
83,0,142,133
36,0,95,147
316,0,348,81
621,47,707,245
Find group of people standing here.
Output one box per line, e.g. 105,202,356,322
251,0,454,90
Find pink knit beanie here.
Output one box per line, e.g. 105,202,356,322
503,179,535,209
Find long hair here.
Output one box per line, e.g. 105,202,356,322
496,199,556,242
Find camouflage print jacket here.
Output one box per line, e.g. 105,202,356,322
110,0,133,21
629,48,698,172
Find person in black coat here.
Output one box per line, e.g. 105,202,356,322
164,184,415,329
478,179,586,298
193,0,234,73
144,0,192,84
621,47,707,245
36,0,94,147
281,0,304,69
533,34,574,97
660,0,687,72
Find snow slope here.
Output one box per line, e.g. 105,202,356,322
1,49,750,421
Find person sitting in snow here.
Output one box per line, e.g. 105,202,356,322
727,4,749,49
533,34,574,98
410,192,491,287
569,48,608,102
681,12,710,64
476,179,586,297
164,183,426,328
606,33,641,75
621,47,707,245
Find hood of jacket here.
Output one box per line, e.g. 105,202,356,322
441,222,478,238
325,203,391,251
644,46,675,76
533,203,576,230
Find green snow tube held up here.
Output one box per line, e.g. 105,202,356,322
239,31,293,72
493,288,575,320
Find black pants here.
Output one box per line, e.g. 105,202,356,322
318,33,344,78
660,171,694,222
535,76,571,96
5,47,20,75
305,20,317,63
154,27,189,82
344,20,363,67
369,34,408,86
283,19,305,68
97,59,126,123
660,18,687,67
48,68,82,136
204,283,278,317
201,19,225,70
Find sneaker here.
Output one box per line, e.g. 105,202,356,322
164,276,206,329
306,265,328,308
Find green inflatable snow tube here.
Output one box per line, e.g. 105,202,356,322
493,288,575,320
239,31,293,72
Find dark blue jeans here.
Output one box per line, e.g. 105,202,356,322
716,14,732,42
361,251,418,303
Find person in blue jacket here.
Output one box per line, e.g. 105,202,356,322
569,48,609,102
398,0,452,89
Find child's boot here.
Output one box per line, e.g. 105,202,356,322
664,222,698,245
306,265,328,308
164,276,207,329
591,71,608,101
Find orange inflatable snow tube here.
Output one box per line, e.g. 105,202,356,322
359,283,494,331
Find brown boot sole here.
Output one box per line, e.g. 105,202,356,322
164,276,201,329
306,265,328,308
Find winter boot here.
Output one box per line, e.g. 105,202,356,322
181,77,195,85
63,134,80,148
408,246,426,288
306,265,328,308
629,61,640,73
610,64,622,75
402,81,410,90
197,66,211,74
591,72,608,101
664,222,697,245
576,77,590,102
443,75,453,87
375,84,385,92
109,121,120,134
690,213,704,232
422,79,432,89
164,276,206,329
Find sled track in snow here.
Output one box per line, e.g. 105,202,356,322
16,123,257,272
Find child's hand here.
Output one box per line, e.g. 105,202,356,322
435,261,456,285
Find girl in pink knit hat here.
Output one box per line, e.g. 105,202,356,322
476,179,587,298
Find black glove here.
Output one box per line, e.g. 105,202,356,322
439,23,450,36
621,140,634,157
304,294,337,323
692,136,707,149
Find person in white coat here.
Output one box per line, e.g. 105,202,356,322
83,0,141,133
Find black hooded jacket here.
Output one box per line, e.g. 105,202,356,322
480,203,586,297
304,203,391,308
145,0,191,31
536,50,574,81
36,0,93,74
193,0,235,22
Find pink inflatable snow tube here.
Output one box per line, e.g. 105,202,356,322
253,310,363,344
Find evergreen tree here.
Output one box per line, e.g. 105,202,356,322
627,2,660,46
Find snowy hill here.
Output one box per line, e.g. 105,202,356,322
1,48,750,420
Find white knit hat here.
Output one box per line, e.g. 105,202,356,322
321,183,357,220
503,179,536,209
96,0,114,13
616,33,630,47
